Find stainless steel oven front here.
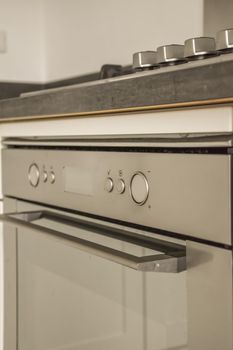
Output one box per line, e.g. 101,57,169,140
1,136,233,350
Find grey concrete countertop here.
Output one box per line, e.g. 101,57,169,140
1,53,233,122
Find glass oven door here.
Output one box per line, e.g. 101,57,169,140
3,201,188,350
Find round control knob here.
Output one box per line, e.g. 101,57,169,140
104,177,114,192
130,172,149,205
184,37,217,60
43,171,48,183
157,44,187,66
28,164,40,187
116,179,125,194
50,171,56,184
216,28,233,52
133,51,159,71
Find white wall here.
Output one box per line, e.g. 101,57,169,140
0,0,45,82
204,0,233,37
0,0,204,81
43,0,204,81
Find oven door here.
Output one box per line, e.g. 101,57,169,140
2,199,232,350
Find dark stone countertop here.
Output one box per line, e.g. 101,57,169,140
1,54,233,122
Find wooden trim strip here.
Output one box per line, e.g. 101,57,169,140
0,97,233,123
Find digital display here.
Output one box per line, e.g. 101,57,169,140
64,166,94,196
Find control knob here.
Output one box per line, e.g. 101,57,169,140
133,51,159,71
50,171,56,184
184,37,217,60
130,172,149,205
216,28,233,52
116,179,125,194
104,177,114,192
28,164,40,187
157,44,186,66
43,170,48,182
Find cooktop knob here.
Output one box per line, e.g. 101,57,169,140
184,37,217,60
133,51,158,71
28,163,40,187
157,44,186,66
216,28,233,52
130,172,149,205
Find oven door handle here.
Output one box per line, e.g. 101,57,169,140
0,211,186,273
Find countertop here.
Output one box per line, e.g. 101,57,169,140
1,53,233,122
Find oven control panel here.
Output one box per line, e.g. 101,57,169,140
3,148,231,245
28,162,150,206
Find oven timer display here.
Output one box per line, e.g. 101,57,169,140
64,166,94,196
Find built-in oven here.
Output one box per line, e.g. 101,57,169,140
1,135,233,350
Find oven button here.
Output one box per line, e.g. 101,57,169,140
43,171,48,183
28,164,40,187
130,172,149,205
50,171,56,184
116,179,125,194
104,177,114,192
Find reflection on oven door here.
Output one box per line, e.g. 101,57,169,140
17,226,187,350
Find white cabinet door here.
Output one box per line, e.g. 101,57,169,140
17,226,187,350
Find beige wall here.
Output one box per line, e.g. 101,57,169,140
2,0,233,83
204,0,233,37
0,0,204,82
0,0,45,82
43,0,204,81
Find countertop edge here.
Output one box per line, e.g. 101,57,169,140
0,97,232,123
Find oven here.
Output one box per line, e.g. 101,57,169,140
1,135,233,350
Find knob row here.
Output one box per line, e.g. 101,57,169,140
105,177,125,194
133,28,233,70
105,173,149,206
28,164,55,187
